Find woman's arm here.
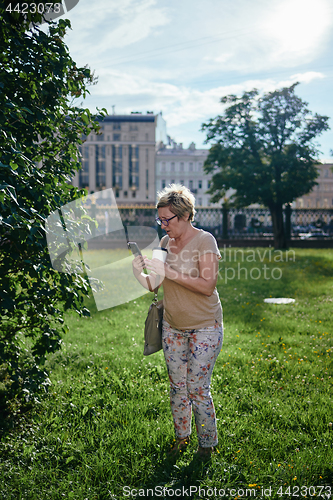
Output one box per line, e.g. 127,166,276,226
144,252,219,297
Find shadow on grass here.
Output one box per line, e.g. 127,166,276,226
140,446,246,496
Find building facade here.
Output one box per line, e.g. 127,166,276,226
295,161,333,208
71,112,167,205
155,141,221,207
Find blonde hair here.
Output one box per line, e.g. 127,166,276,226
156,184,196,222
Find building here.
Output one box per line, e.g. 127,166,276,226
295,161,333,208
71,112,167,205
155,141,221,207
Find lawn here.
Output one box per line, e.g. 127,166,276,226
0,248,332,499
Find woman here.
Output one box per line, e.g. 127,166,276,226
132,184,223,459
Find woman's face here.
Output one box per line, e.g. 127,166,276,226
158,205,189,239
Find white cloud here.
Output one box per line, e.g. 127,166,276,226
64,0,169,58
262,0,332,62
167,0,333,75
87,69,325,128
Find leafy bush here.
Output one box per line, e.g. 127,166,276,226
0,4,106,403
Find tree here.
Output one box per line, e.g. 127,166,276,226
0,3,106,404
201,84,330,249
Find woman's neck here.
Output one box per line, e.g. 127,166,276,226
173,223,199,246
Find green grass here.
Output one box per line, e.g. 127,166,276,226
0,248,332,499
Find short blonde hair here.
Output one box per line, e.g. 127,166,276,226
156,184,196,222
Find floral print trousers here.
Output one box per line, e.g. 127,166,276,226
162,319,223,448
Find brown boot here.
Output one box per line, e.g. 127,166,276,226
195,446,213,460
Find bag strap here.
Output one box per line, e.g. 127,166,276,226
147,235,169,300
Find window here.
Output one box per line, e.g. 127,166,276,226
180,180,184,186
78,145,89,188
145,133,149,141
129,124,138,131
207,181,211,189
198,180,202,189
180,162,184,172
162,179,166,189
189,180,193,190
146,149,148,162
112,145,123,189
161,162,166,172
171,179,175,185
113,123,121,130
113,133,121,141
189,162,193,172
96,145,106,189
97,133,104,142
198,198,202,206
171,162,175,172
146,169,149,191
129,145,139,189
325,169,329,177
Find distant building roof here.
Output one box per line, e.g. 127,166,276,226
156,147,208,156
100,114,156,123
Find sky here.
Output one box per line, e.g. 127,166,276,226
59,0,333,158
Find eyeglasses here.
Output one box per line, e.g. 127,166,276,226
155,214,177,226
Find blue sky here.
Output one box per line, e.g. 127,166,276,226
61,0,333,158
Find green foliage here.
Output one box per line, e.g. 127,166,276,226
201,84,330,248
0,4,107,402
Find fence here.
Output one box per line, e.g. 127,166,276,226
88,203,333,240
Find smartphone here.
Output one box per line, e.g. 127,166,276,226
128,241,147,273
127,241,142,258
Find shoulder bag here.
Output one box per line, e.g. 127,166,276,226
143,289,163,356
143,236,169,356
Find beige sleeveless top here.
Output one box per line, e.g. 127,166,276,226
161,230,222,330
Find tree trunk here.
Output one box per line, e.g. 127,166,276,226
269,203,287,250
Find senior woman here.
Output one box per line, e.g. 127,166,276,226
132,185,223,459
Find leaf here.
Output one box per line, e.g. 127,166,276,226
66,456,74,464
9,161,18,171
80,112,89,125
82,406,89,416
